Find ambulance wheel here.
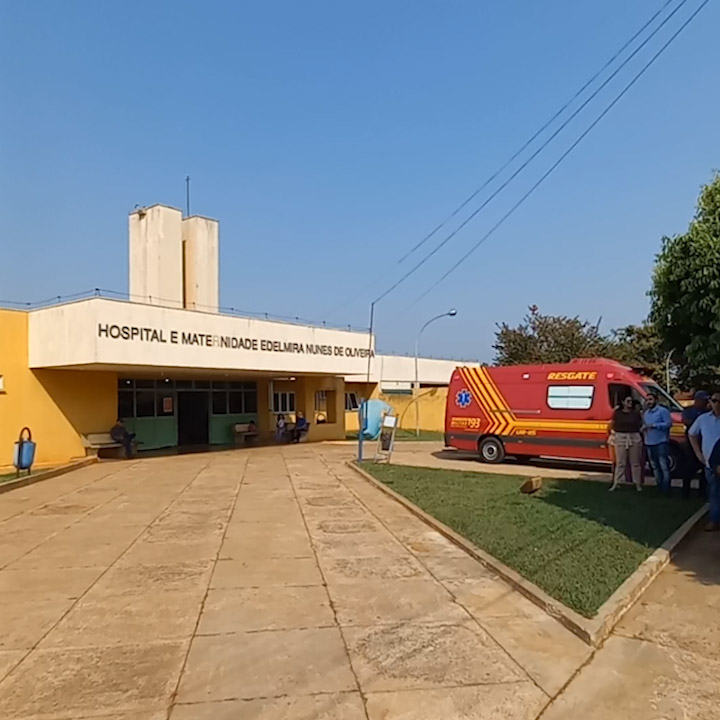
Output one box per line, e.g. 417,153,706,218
668,443,685,479
478,436,505,464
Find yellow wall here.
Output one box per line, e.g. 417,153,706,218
0,309,117,469
344,382,448,433
383,386,448,432
266,376,346,441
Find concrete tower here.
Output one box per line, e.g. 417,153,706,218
182,216,219,313
128,205,184,308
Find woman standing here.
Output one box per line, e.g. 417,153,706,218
607,395,644,492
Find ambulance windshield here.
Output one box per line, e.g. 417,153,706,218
641,383,683,412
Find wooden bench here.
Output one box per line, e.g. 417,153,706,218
82,433,139,457
283,423,309,443
233,423,259,445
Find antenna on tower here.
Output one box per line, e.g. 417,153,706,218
185,175,191,217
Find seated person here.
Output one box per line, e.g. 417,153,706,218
292,411,309,443
275,414,286,441
110,418,136,458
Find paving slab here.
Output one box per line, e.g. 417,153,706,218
0,641,187,719
320,554,426,583
0,651,25,683
171,692,367,719
365,683,548,720
219,531,314,560
210,556,323,588
343,621,526,692
0,596,75,650
176,628,357,703
39,590,203,648
197,585,334,633
477,613,593,696
89,560,214,597
0,567,103,600
540,635,720,719
7,539,129,571
329,577,470,626
119,539,221,565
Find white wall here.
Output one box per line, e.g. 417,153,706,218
129,205,184,308
345,354,479,386
29,298,375,376
182,216,219,313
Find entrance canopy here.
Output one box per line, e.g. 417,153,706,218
29,298,375,376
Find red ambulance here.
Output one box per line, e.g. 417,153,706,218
445,358,686,473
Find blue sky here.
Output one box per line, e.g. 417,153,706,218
1,0,718,362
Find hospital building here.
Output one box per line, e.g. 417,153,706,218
0,205,475,469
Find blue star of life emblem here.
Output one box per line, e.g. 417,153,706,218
456,388,472,408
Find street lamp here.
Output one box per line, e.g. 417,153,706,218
414,309,457,436
665,350,674,393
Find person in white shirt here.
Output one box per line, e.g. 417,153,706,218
688,392,720,531
275,414,286,442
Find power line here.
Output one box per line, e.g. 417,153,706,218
394,0,679,265
328,0,682,318
371,0,692,307
399,0,711,313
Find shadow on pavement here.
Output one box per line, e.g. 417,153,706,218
669,526,720,586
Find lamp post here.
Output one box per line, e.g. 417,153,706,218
414,309,457,436
665,350,674,393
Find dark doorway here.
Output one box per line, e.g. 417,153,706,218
177,392,209,446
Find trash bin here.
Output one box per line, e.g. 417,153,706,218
13,427,36,476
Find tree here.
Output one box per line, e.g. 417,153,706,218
610,323,667,383
493,306,613,365
494,308,671,384
649,173,720,383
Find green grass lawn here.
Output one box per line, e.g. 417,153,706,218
346,429,445,442
363,464,703,618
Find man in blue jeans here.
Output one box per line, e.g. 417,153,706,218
643,393,673,494
689,392,720,532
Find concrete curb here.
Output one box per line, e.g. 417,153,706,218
347,460,708,647
0,457,98,496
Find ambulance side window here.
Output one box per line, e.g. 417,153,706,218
547,385,595,410
608,383,642,410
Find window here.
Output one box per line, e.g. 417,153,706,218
641,383,682,412
208,381,258,416
345,392,360,411
135,390,156,417
212,392,228,415
244,390,258,413
117,378,258,419
118,391,134,418
315,390,327,412
608,383,643,410
547,385,595,410
273,391,295,414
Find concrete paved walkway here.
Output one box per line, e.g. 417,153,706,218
379,441,611,481
0,444,717,718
